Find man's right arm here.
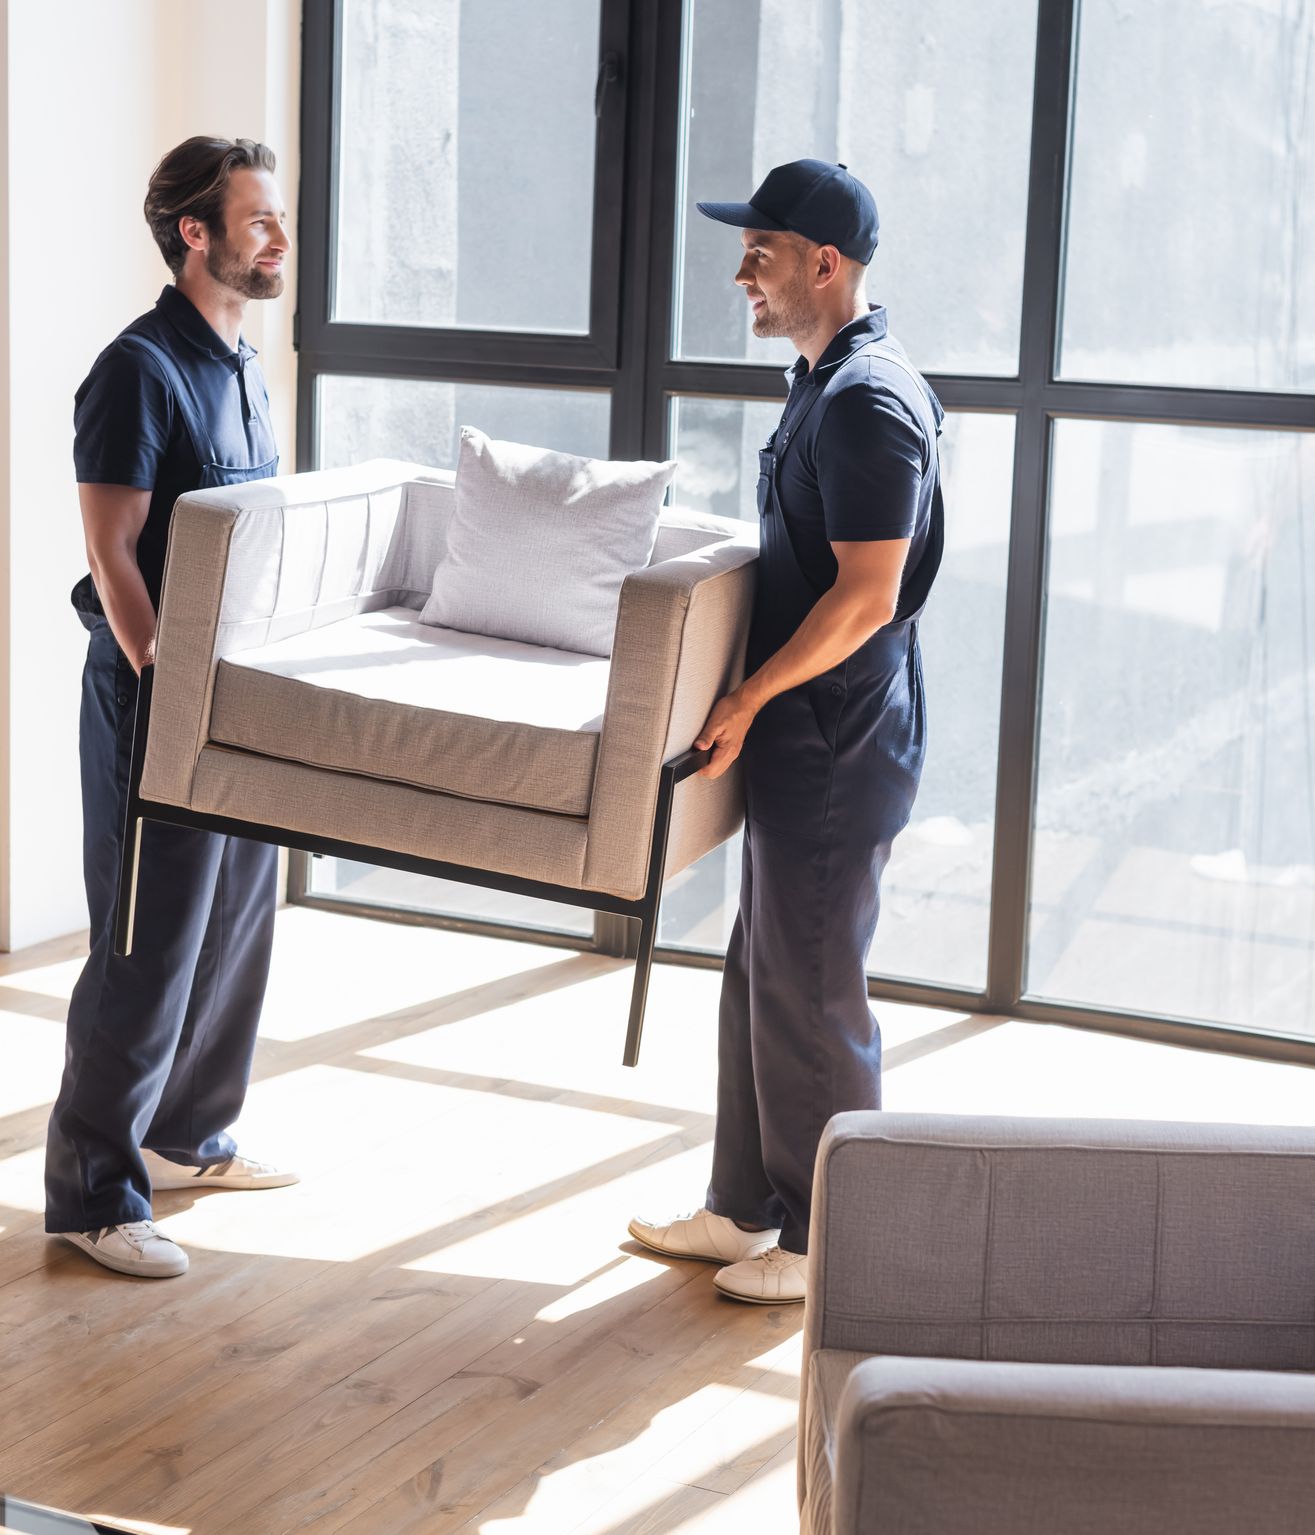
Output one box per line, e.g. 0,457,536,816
80,484,156,674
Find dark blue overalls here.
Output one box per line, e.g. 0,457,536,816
45,286,280,1235
705,308,944,1256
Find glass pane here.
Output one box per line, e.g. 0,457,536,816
318,375,611,469
1030,421,1315,1032
335,0,599,333
308,858,595,940
662,401,1015,991
312,376,611,936
676,0,1037,374
669,397,783,522
1060,0,1315,392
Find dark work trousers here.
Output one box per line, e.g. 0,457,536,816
44,616,277,1233
705,619,925,1255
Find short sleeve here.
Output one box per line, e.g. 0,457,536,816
816,376,927,543
73,338,175,489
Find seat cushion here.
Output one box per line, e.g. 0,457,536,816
210,606,609,816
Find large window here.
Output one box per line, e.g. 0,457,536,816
676,0,1038,374
1031,421,1315,1030
335,0,601,335
298,0,1315,1052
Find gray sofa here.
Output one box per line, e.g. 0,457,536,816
801,1112,1315,1534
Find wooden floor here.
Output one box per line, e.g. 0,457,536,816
2,907,1313,1535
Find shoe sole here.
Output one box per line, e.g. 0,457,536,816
712,1281,806,1305
150,1171,301,1192
60,1231,188,1279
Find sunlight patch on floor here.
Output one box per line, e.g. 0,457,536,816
532,1255,666,1323
0,1146,46,1213
257,906,587,1044
0,957,85,998
0,1014,65,1119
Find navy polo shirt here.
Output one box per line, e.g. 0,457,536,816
771,305,943,605
71,284,278,614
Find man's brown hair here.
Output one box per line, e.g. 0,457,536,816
144,136,278,276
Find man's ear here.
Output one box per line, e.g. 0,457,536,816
178,214,208,255
814,243,844,289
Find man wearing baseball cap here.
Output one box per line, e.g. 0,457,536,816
630,159,945,1303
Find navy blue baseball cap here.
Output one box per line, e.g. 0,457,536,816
697,158,879,264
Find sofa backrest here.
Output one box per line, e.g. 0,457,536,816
809,1112,1315,1375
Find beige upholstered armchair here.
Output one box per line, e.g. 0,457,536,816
114,458,757,1063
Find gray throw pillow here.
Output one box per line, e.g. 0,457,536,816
420,427,676,657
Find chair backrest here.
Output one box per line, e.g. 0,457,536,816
809,1112,1315,1375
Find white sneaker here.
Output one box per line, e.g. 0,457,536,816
60,1221,189,1279
143,1149,299,1192
627,1207,780,1264
713,1245,807,1304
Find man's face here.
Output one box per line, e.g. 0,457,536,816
734,229,815,340
203,167,290,299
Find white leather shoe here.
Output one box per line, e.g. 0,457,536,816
60,1221,189,1279
628,1207,779,1264
143,1148,299,1191
713,1246,807,1304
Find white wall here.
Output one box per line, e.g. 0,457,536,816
0,0,302,950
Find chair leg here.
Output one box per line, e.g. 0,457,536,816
623,911,658,1068
621,756,689,1068
113,663,155,958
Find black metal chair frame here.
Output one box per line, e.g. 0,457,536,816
113,664,709,1067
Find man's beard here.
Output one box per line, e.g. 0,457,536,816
751,266,814,340
205,234,284,299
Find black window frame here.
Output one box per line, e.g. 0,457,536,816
292,0,1315,1066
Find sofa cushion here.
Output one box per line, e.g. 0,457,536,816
420,427,675,657
210,606,609,817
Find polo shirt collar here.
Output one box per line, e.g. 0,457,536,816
785,303,889,387
156,284,257,366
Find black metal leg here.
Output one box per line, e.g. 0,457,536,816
113,663,156,958
621,748,708,1067
623,908,660,1069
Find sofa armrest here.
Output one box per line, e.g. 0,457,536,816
832,1355,1315,1535
582,529,757,900
142,457,436,806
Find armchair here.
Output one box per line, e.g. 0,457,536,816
113,458,757,1064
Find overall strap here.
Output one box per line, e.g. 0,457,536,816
864,341,944,627
120,332,214,469
866,338,943,445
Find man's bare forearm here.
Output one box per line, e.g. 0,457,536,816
694,538,908,779
90,550,157,674
738,583,895,711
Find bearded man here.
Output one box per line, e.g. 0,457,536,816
47,137,298,1279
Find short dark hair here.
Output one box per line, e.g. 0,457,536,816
144,136,277,276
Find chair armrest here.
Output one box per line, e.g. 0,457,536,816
142,457,435,806
833,1355,1315,1535
582,529,757,899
